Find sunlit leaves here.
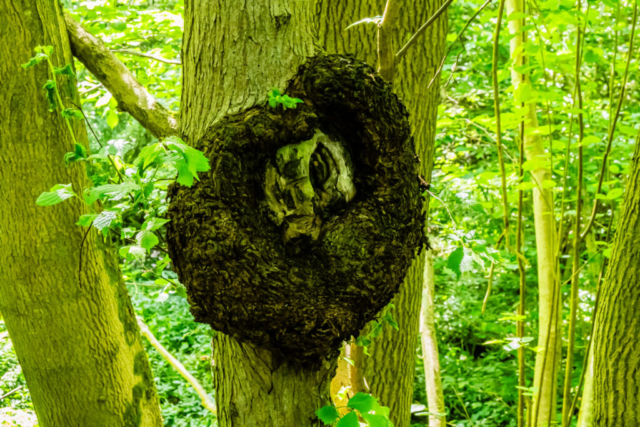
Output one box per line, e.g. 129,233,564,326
36,184,76,206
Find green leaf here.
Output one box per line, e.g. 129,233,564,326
580,135,601,146
53,64,75,78
76,213,97,227
119,245,146,261
136,143,164,168
268,98,277,108
362,413,390,427
21,52,48,68
43,80,57,112
61,108,84,120
136,230,159,251
142,217,171,231
316,406,340,425
36,184,76,206
447,246,465,279
87,183,141,203
106,109,119,129
347,393,376,413
93,210,118,236
336,411,359,427
175,160,195,186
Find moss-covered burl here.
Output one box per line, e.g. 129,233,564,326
167,55,425,364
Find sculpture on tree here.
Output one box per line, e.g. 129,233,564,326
167,55,426,364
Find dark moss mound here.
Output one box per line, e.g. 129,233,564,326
167,55,425,365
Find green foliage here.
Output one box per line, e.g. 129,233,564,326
317,393,392,427
267,88,303,109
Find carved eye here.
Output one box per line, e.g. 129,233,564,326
310,146,334,190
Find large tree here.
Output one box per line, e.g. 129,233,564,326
0,1,163,426
3,1,430,427
316,1,447,425
592,139,640,425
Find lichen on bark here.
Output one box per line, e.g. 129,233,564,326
167,55,425,364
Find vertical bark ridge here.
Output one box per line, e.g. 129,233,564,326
0,1,163,426
316,2,446,425
180,1,328,425
593,141,640,425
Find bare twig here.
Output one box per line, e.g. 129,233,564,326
64,13,178,138
396,0,455,61
112,49,181,65
428,0,493,88
137,317,217,415
0,386,24,401
580,1,638,239
377,0,402,80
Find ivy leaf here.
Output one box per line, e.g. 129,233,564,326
136,230,159,251
347,393,376,413
447,246,465,279
316,406,340,425
53,64,75,78
336,411,359,427
36,184,76,206
21,52,48,68
42,80,57,112
61,108,84,120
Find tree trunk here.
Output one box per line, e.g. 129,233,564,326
593,141,640,425
576,343,594,427
316,2,446,425
180,1,334,425
0,1,163,426
506,0,561,424
420,250,446,426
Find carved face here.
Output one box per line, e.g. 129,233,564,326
265,131,355,242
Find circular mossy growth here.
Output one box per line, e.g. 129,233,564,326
167,55,425,365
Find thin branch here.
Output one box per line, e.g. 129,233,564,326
396,0,455,61
64,13,178,139
137,317,217,415
580,2,638,239
112,49,181,65
377,0,402,80
428,0,493,88
0,386,24,401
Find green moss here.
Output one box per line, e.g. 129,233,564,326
167,55,425,365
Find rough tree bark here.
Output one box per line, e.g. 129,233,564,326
316,1,447,425
592,140,640,425
179,2,322,424
0,1,163,426
170,1,422,425
506,0,561,423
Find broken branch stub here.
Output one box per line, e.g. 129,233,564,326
167,55,425,365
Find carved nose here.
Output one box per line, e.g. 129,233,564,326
265,130,355,242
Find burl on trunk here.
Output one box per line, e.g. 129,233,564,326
167,55,425,365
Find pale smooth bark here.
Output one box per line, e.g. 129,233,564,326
64,13,178,138
0,1,163,426
592,140,640,425
317,1,446,425
420,250,446,426
506,0,560,424
180,1,331,425
576,344,594,427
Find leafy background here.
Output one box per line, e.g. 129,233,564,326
2,0,637,425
